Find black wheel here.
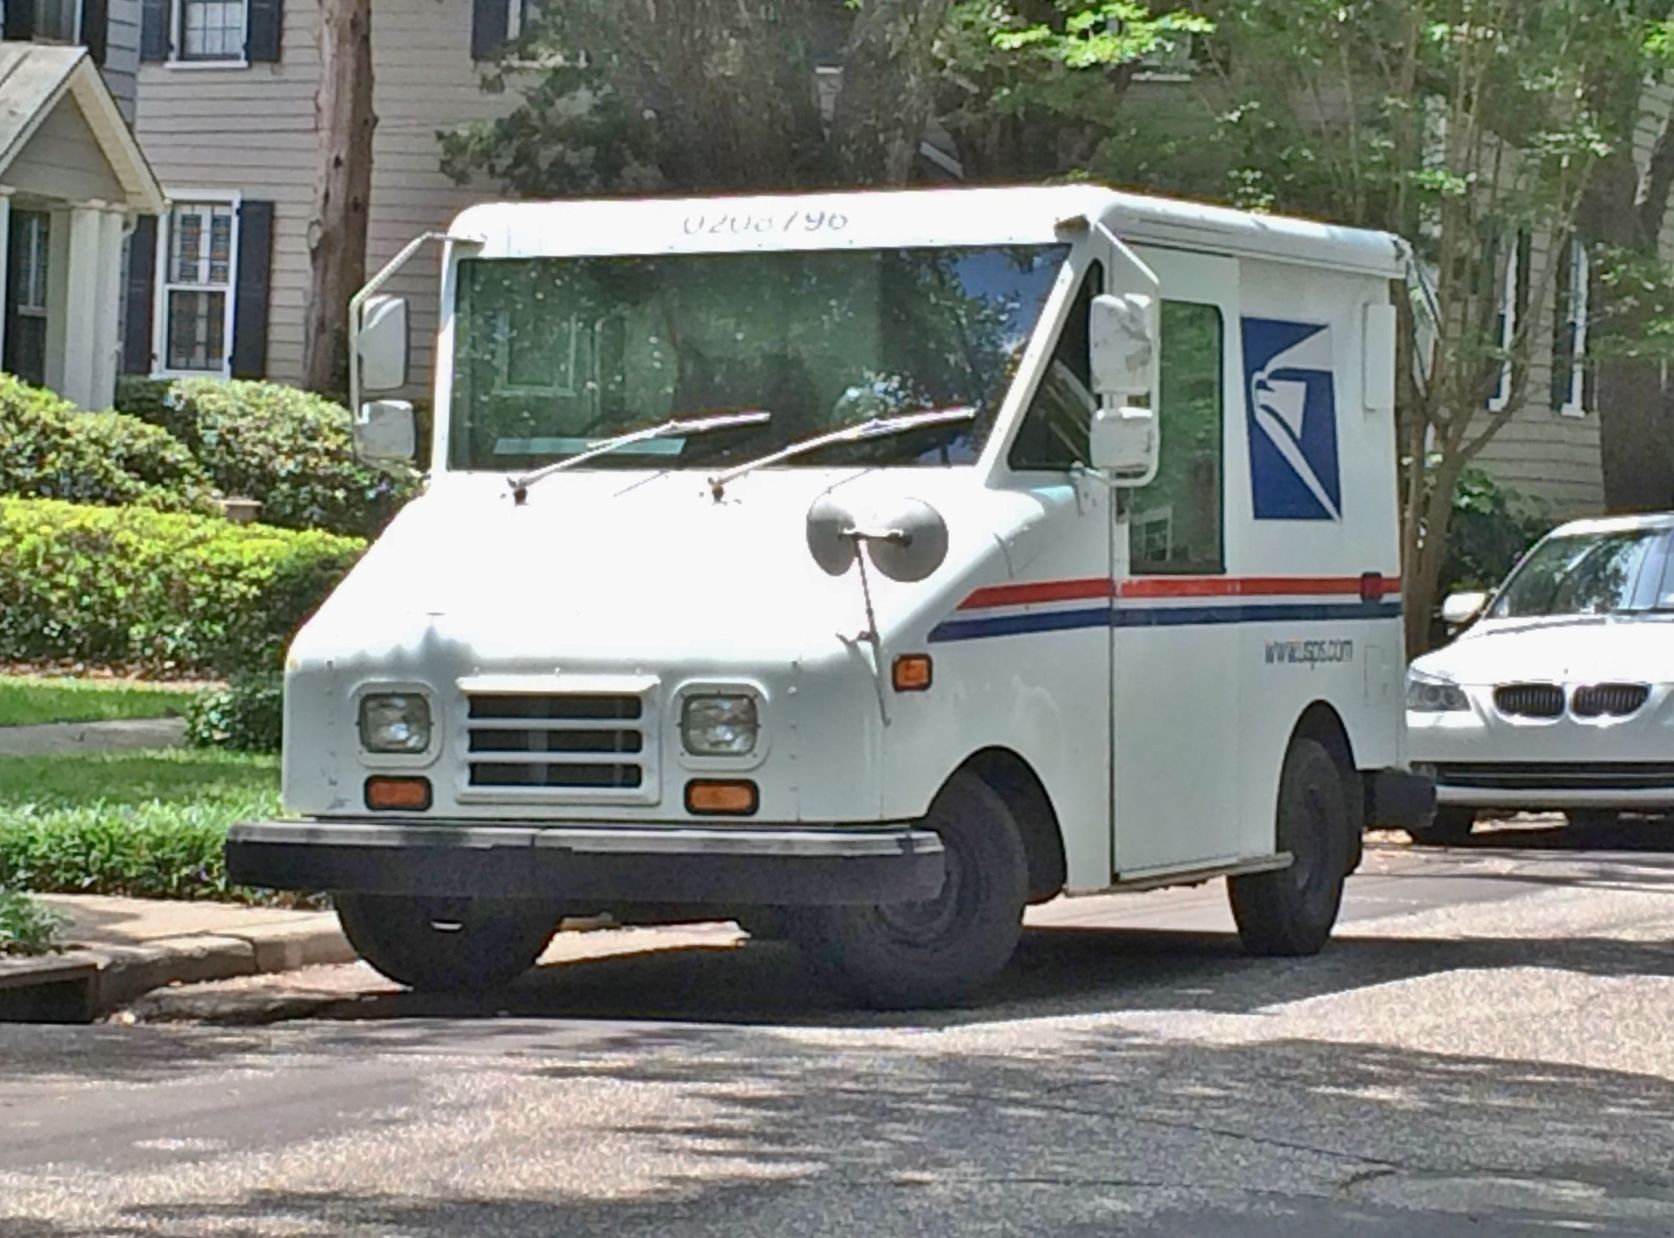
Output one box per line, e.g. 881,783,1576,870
1564,809,1620,830
1230,737,1353,957
1406,806,1477,846
334,894,556,993
791,772,1028,1010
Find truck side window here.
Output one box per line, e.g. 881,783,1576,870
1131,300,1225,575
1007,263,1103,472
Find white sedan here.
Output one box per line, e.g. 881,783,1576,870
1405,512,1674,843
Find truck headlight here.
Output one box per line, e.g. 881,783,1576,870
1406,672,1469,713
681,695,759,756
359,693,432,753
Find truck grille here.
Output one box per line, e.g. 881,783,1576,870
1571,683,1650,718
464,692,649,796
1492,684,1564,718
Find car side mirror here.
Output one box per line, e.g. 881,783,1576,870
358,295,410,394
1440,591,1489,627
1089,404,1159,485
1089,292,1156,398
355,399,417,465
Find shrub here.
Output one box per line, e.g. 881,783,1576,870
0,888,66,956
118,378,422,537
1442,469,1550,595
187,672,284,753
0,498,364,675
0,374,214,512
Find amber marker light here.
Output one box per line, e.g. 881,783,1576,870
892,654,934,693
686,780,760,817
365,776,433,812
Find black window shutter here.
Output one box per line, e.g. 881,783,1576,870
230,200,274,379
6,0,36,40
472,0,508,60
123,215,159,375
140,0,169,61
83,0,110,65
246,0,283,62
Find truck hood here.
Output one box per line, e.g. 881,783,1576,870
294,468,1053,668
1413,614,1674,686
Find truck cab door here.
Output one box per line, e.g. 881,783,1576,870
1105,245,1246,879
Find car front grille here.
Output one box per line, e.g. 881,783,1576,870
1436,762,1674,791
1492,684,1564,718
1571,683,1650,718
464,691,652,799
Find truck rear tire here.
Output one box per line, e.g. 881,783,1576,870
1229,737,1352,957
334,894,556,993
791,772,1028,1010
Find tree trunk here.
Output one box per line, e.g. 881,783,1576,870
832,0,955,184
303,0,376,398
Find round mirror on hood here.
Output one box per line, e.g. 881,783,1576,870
866,498,949,584
806,494,859,576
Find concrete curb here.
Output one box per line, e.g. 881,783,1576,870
0,920,355,1024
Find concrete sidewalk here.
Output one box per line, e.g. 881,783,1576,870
0,894,353,1023
0,717,188,757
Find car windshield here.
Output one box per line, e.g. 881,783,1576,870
447,245,1069,471
1490,528,1669,618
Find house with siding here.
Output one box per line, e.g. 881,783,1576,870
1,1,163,410
121,3,1640,519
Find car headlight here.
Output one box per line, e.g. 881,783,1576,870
681,694,759,756
359,693,432,753
1406,672,1469,713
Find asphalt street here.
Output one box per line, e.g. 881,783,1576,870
4,819,1674,1236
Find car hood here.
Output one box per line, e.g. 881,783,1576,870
1413,615,1674,686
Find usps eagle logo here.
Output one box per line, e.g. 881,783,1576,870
1242,318,1342,521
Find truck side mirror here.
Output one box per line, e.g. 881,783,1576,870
1089,405,1159,485
1089,292,1156,398
1440,591,1489,627
355,399,417,464
358,295,410,394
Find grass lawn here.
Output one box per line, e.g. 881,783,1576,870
0,676,201,728
0,749,284,902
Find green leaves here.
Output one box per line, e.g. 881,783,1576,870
990,2,1212,69
0,499,365,676
0,888,67,956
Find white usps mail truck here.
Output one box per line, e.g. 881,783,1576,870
227,185,1433,1009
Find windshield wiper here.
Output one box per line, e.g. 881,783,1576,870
707,407,977,501
509,411,772,505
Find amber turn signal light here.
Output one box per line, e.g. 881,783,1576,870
365,776,433,812
686,780,759,817
892,654,933,693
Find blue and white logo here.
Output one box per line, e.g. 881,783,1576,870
1243,318,1341,521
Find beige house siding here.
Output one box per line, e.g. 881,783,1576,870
135,0,511,388
6,98,127,202
102,0,142,123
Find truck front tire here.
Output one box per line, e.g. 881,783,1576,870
334,893,557,993
791,772,1028,1010
1229,737,1352,957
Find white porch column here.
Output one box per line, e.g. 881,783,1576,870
43,208,70,395
90,207,127,409
0,191,11,372
58,204,105,409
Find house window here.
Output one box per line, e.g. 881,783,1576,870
29,0,82,42
177,0,245,61
155,198,238,376
14,213,49,317
1485,231,1530,411
1551,236,1591,417
504,0,529,40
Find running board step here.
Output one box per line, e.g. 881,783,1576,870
1112,852,1293,893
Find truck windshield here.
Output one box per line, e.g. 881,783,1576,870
447,244,1070,471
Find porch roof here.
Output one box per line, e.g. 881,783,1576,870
0,43,165,215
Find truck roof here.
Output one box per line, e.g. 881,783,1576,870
450,185,1407,281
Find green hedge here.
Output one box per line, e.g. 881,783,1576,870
118,377,421,537
0,498,364,675
0,374,215,512
186,672,284,753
